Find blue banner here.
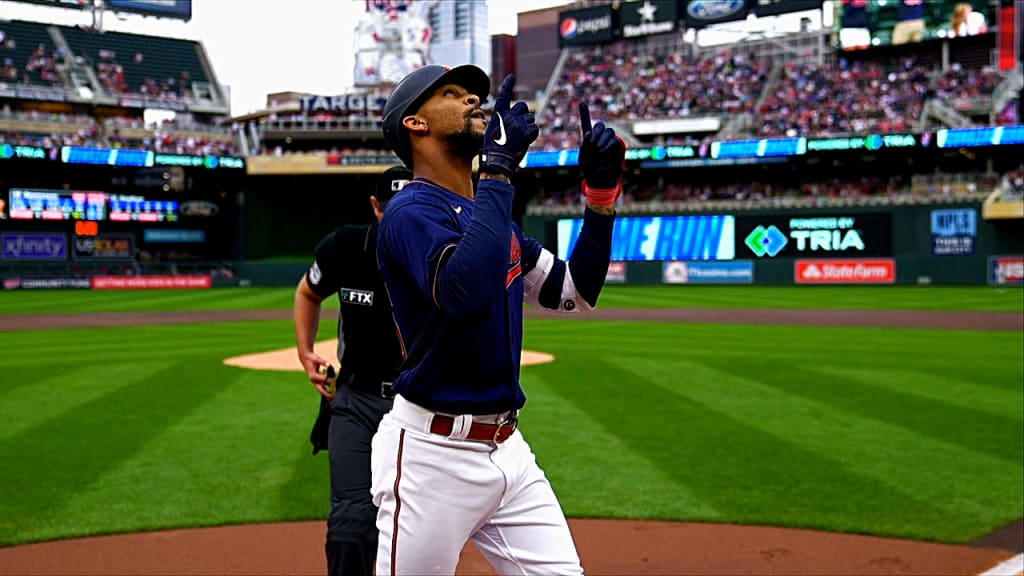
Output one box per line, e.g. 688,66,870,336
662,260,754,284
143,229,206,243
936,125,1024,148
61,146,153,167
558,215,735,261
930,209,976,256
1,233,67,260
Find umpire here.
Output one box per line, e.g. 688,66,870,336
293,166,410,576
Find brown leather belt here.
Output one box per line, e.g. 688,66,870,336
429,414,518,443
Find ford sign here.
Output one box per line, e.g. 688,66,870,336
687,0,746,20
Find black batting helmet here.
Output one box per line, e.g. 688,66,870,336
382,64,490,168
375,165,413,210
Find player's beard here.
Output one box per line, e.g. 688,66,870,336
447,116,484,162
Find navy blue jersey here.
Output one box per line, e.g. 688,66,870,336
377,177,614,415
897,0,924,21
307,223,402,389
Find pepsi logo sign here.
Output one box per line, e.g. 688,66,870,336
560,17,577,39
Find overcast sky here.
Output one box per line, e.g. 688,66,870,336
0,0,574,115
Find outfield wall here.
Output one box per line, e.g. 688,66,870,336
522,201,1024,286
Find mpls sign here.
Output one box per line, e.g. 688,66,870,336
739,214,892,258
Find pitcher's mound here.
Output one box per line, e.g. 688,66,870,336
224,340,554,371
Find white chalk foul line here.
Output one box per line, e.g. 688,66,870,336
980,553,1024,576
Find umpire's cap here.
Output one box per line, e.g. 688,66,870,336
375,165,413,208
382,64,490,168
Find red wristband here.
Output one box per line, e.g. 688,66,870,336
581,181,621,207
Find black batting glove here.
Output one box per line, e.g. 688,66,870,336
577,102,626,205
478,74,539,179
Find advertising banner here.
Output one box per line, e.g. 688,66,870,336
619,0,677,38
737,214,892,259
1,233,67,260
989,256,1024,285
73,235,135,260
753,0,822,17
606,262,627,284
930,209,977,256
91,276,212,290
2,277,91,290
663,260,754,284
681,0,749,28
558,5,615,47
105,0,191,20
795,259,895,284
559,215,735,261
143,229,206,243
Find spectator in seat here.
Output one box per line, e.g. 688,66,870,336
892,0,925,45
950,3,987,37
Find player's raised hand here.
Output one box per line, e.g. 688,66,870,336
577,101,626,206
478,74,539,179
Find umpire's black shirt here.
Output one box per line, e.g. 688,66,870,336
306,223,401,393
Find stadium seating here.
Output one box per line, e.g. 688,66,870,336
756,59,933,137
0,20,65,87
534,43,771,151
58,25,209,99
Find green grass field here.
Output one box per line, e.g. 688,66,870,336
0,286,1021,547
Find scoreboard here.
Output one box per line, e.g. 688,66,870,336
108,194,179,222
8,188,108,221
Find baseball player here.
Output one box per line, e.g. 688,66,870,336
373,65,625,575
293,166,411,576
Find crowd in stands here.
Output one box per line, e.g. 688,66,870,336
534,44,1012,144
0,107,239,155
1,37,64,86
529,170,1003,211
757,59,931,137
534,45,770,151
90,47,193,101
933,62,1005,100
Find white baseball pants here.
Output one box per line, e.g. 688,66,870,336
371,395,583,575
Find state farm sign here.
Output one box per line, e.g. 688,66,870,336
795,259,895,284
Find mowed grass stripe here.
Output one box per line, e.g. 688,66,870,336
627,356,1022,542
594,286,1024,312
0,321,301,368
0,361,177,440
709,357,1022,464
821,367,1024,421
38,366,319,544
515,370,722,521
0,288,295,314
522,319,1022,540
0,361,236,545
532,354,954,538
1,286,1021,315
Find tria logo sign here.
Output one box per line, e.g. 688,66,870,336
744,217,869,257
791,229,865,251
745,225,787,257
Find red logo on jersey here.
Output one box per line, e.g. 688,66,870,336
506,233,522,288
